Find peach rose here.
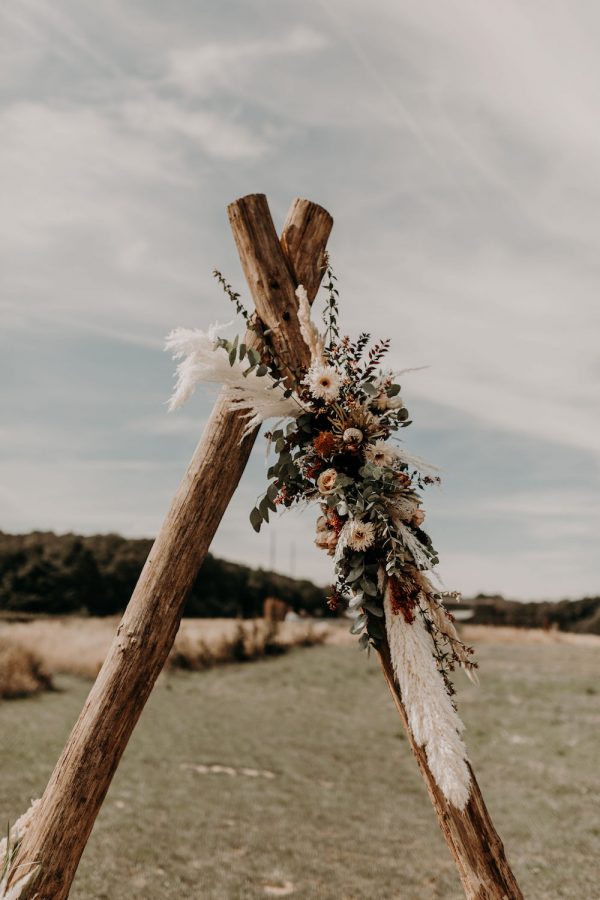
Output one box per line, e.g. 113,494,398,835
317,468,338,494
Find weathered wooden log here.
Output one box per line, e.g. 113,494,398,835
8,195,332,900
378,639,523,899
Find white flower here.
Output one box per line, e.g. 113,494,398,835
305,363,342,402
343,427,363,444
317,468,338,494
347,519,376,552
364,439,397,468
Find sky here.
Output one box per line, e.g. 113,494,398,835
1,0,599,599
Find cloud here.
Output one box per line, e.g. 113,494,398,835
165,27,330,97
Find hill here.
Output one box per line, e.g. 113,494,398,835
0,531,325,618
449,593,600,635
0,532,598,631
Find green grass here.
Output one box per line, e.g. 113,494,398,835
0,641,598,899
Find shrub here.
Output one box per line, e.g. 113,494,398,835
0,637,53,699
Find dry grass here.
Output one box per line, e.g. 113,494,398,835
0,638,52,699
325,619,600,648
2,638,597,898
460,623,600,647
2,617,595,699
0,617,329,688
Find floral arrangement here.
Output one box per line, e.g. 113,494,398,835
166,268,478,809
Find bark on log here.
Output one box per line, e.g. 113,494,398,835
8,195,332,900
378,638,523,899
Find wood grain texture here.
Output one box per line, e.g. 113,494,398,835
8,194,332,900
279,197,333,300
227,194,332,380
378,638,523,899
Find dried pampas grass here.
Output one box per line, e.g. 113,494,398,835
165,324,302,434
384,593,472,810
0,800,40,900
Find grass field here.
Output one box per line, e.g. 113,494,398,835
1,636,598,899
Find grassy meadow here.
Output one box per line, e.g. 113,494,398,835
0,625,598,899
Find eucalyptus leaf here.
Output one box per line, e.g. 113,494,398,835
361,578,378,597
350,614,367,634
363,601,384,617
358,632,370,650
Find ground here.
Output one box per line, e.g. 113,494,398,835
0,637,598,899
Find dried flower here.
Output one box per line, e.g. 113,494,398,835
313,430,337,458
394,472,412,488
317,468,338,494
331,402,384,443
325,507,345,536
387,572,419,623
364,439,397,468
326,589,342,611
412,508,426,527
305,363,342,402
393,496,419,521
373,391,404,412
343,427,363,444
305,461,323,480
346,519,376,551
315,529,338,554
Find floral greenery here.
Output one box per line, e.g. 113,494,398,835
212,267,477,694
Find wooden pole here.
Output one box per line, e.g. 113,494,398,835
378,641,523,899
7,195,332,900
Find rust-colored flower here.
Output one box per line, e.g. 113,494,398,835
313,430,337,459
304,459,323,480
325,507,345,536
388,573,419,624
326,588,342,611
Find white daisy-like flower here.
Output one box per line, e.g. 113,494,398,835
346,519,376,552
364,439,397,468
305,363,342,402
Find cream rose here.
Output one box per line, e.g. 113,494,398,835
317,468,338,494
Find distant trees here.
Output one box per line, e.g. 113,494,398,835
452,593,600,634
1,531,598,631
0,531,327,618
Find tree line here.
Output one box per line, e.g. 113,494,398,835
458,593,600,635
0,531,326,618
